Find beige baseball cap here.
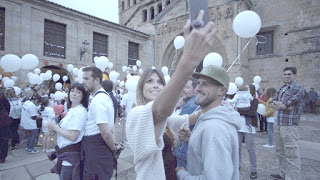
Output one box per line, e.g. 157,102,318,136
192,65,230,88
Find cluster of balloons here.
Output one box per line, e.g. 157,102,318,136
0,54,39,73
94,56,113,72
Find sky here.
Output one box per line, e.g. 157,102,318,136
47,0,119,24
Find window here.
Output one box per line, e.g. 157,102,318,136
0,7,5,51
256,31,273,55
128,42,139,66
157,3,162,14
44,19,66,59
150,7,155,20
122,1,125,11
93,32,108,62
127,0,130,8
142,9,147,22
166,0,171,6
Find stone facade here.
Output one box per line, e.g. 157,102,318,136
119,0,320,91
0,0,155,85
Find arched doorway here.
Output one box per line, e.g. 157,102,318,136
41,65,71,88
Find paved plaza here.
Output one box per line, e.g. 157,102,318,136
0,114,319,180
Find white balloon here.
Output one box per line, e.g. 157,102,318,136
29,74,40,85
39,73,46,80
122,66,127,72
253,76,262,83
11,76,17,82
74,77,79,82
54,91,64,101
63,76,68,82
21,54,39,70
257,104,266,115
34,68,41,75
0,54,21,72
109,71,119,83
44,72,52,80
13,87,21,96
128,91,137,105
253,82,260,91
72,68,79,76
132,66,137,72
53,74,60,82
127,67,131,71
67,64,74,72
139,69,143,74
4,79,15,88
203,53,223,67
2,77,9,83
27,72,34,78
164,75,171,84
125,75,140,93
55,83,63,90
235,77,244,86
46,70,52,74
151,66,155,70
233,10,261,38
77,67,85,83
174,35,185,50
37,77,44,85
108,62,113,69
93,56,99,63
136,60,141,67
95,56,109,71
119,81,125,87
227,83,238,95
161,66,168,76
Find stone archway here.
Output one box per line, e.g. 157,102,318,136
162,35,228,75
41,65,71,88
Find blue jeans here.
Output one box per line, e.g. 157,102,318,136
172,142,188,168
60,165,73,180
26,129,38,150
267,122,274,145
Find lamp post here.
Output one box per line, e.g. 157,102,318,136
80,40,90,61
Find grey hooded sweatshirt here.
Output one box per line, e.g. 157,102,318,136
177,104,242,180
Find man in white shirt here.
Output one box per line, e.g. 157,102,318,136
20,95,40,153
82,67,120,180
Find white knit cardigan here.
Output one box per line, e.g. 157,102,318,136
126,101,189,180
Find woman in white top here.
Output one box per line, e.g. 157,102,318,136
126,11,216,180
47,83,88,180
39,98,56,152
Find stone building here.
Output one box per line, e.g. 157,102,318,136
0,0,154,86
119,0,320,91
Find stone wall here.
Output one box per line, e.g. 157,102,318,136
119,0,320,91
0,0,154,86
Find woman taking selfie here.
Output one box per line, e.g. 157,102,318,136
126,11,216,179
47,83,88,180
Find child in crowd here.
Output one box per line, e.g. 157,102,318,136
39,98,56,152
260,88,277,148
227,85,253,110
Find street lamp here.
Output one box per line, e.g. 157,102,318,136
80,40,90,61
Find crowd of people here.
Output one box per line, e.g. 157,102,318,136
0,10,318,180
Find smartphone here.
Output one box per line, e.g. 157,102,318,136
188,0,209,28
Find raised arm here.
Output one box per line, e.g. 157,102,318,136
153,11,217,124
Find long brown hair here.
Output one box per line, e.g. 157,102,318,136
136,68,166,106
266,88,276,101
136,68,175,146
67,83,89,109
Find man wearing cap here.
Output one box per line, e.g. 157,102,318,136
176,65,242,180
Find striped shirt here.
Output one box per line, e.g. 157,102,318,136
271,81,305,126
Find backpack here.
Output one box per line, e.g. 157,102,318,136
10,99,22,119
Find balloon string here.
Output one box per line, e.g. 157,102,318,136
227,36,254,72
169,49,178,76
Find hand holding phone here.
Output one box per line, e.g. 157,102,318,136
188,0,209,28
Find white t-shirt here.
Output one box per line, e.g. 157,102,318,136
84,88,114,136
57,104,87,148
20,100,39,130
120,93,133,117
41,107,56,133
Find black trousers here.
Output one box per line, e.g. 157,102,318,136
0,125,11,160
10,118,20,147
